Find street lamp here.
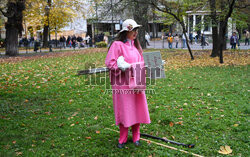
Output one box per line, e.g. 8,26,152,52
45,5,52,52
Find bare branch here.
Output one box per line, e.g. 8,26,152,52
0,6,15,18
224,0,236,21
0,8,7,17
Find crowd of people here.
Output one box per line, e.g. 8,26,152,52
161,31,210,49
158,30,250,50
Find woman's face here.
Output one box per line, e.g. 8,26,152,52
126,28,138,40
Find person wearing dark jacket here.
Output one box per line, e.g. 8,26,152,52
230,32,238,49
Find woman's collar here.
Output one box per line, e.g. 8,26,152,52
123,39,134,46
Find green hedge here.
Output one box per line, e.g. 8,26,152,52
96,41,107,48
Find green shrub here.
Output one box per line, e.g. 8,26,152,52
96,41,107,48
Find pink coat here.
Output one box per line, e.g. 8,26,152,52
105,40,151,127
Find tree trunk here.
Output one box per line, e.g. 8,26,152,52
218,0,236,63
209,0,219,57
5,22,19,56
133,0,148,49
181,23,194,60
3,1,26,56
43,25,49,47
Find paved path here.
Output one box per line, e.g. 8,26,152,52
147,40,250,50
0,47,88,55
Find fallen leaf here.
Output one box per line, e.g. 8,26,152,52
169,122,174,127
85,137,91,139
233,124,239,127
218,145,232,154
171,136,175,140
69,99,73,104
96,131,100,134
175,121,183,125
16,152,22,156
70,123,75,127
72,112,78,117
94,116,98,120
12,141,16,144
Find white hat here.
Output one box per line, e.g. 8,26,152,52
119,19,141,33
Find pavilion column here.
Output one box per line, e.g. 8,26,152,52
193,15,196,33
201,15,204,33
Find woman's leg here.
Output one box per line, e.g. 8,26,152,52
132,123,140,142
119,124,128,144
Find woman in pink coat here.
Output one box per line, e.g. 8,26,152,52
105,19,151,148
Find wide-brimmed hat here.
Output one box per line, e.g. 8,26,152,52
118,19,141,33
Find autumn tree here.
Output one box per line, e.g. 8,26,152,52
24,0,86,47
0,15,4,39
207,0,240,63
0,0,26,56
148,0,204,60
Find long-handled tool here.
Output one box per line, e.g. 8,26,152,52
105,128,202,157
140,133,195,148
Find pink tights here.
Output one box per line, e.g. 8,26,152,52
119,123,140,144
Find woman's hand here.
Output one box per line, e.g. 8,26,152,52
117,56,131,72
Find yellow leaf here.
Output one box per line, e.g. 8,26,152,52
218,145,232,154
233,124,239,127
16,152,23,156
225,145,232,154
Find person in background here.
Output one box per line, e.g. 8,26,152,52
189,32,193,45
104,34,109,44
174,34,179,48
77,36,83,49
167,33,173,49
59,36,64,48
145,32,150,46
194,32,198,44
71,35,77,49
244,30,249,45
86,35,90,47
182,33,187,48
230,32,238,49
201,34,208,48
67,36,71,47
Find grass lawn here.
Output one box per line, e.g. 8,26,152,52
0,49,249,156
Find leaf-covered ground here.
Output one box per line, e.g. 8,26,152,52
0,49,249,156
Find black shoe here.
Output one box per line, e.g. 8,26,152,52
117,143,125,149
134,141,140,146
